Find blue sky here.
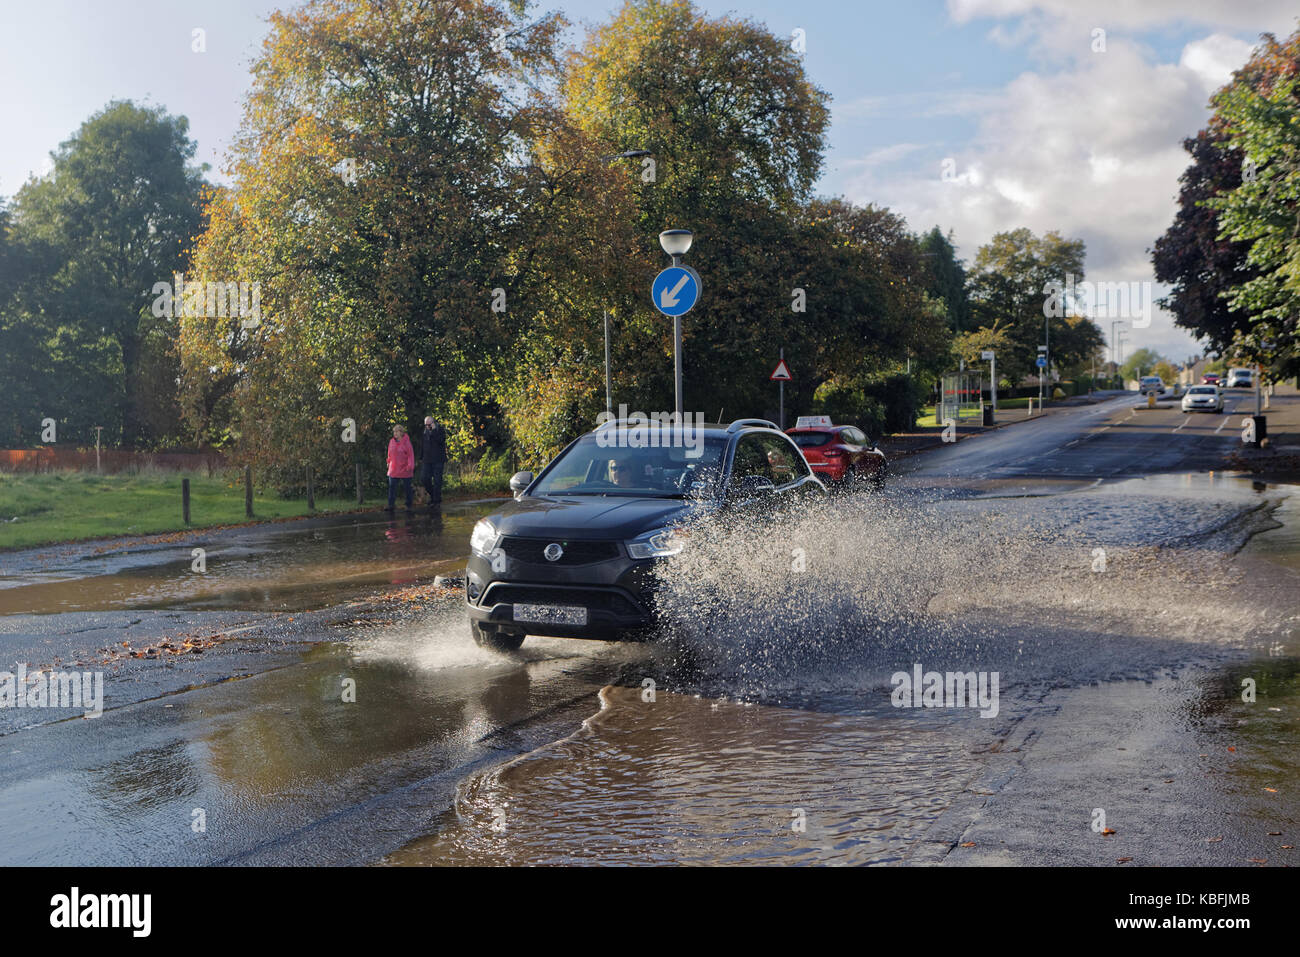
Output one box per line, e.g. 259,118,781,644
2,0,1298,359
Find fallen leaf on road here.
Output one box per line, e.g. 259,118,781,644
1264,787,1278,793
1101,827,1116,836
1116,857,1133,863
1269,831,1282,835
1247,858,1267,864
1206,836,1223,843
960,842,976,848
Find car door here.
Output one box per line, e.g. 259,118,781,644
757,432,823,501
839,426,866,471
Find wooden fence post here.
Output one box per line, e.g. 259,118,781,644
245,466,253,518
182,478,191,524
306,465,315,511
355,462,363,506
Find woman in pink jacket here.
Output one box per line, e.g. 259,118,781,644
386,424,416,511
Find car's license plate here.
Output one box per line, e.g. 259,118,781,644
513,603,588,625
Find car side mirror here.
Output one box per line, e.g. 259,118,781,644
509,471,534,498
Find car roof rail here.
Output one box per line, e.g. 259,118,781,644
726,418,781,433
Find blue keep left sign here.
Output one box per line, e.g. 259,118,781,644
651,266,701,317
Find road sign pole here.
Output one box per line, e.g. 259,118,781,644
652,236,698,419
674,315,683,418
604,309,612,415
779,348,785,430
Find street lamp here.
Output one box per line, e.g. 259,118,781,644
659,229,693,263
1111,319,1125,384
659,229,694,415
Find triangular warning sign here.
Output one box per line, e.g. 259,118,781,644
770,359,792,381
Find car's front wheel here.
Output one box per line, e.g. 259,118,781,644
471,620,526,653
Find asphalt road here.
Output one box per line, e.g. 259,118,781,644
1,390,1297,865
902,390,1256,484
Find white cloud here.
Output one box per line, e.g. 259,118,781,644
839,20,1274,359
1180,33,1256,91
948,0,1295,32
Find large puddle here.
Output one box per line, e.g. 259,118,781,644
375,474,1300,865
0,503,501,615
382,685,988,865
3,473,1299,865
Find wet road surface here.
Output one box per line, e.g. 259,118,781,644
2,391,1299,865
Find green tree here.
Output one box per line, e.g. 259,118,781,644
919,226,970,334
1207,28,1300,378
1121,347,1163,381
4,102,206,447
561,0,835,425
178,0,568,483
967,228,1102,384
951,326,1012,366
1152,128,1258,360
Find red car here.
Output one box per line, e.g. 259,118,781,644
786,416,887,489
1202,373,1221,386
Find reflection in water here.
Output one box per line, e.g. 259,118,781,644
0,504,494,615
383,686,987,866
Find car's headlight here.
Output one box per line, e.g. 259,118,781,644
470,519,498,557
626,528,688,560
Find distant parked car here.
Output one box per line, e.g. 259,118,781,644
1225,368,1254,389
786,415,887,490
1139,375,1166,395
1181,385,1224,413
1202,373,1221,386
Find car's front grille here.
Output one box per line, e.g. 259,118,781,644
481,583,645,617
497,536,621,565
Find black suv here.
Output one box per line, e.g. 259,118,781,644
465,418,825,651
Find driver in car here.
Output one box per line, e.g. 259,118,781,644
608,457,638,488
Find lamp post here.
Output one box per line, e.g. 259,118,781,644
1111,319,1125,386
659,228,694,417
597,149,651,414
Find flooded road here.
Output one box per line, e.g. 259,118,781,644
0,503,500,615
2,392,1299,866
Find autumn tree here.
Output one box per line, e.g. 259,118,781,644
1207,28,1300,377
1151,129,1257,359
178,0,568,485
561,0,836,424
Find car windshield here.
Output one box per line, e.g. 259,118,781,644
1189,387,1215,394
531,432,729,497
789,431,833,448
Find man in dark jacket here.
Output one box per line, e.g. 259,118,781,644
420,416,447,506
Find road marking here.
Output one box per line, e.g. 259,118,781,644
1215,413,1233,434
1173,416,1190,433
